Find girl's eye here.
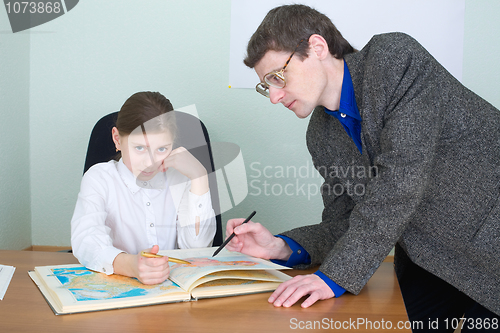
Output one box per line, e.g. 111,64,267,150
157,147,168,153
135,146,145,152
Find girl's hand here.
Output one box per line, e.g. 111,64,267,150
160,147,209,195
134,245,170,284
160,147,206,179
113,245,170,285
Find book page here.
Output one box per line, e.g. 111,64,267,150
159,247,290,290
31,264,190,314
187,269,290,292
0,264,16,300
191,279,283,299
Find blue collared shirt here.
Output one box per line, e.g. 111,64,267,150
324,61,362,154
272,235,346,297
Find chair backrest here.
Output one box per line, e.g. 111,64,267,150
83,111,223,246
84,112,119,174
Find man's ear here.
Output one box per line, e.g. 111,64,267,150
308,34,329,60
111,127,121,151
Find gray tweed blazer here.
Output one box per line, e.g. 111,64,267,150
281,33,500,315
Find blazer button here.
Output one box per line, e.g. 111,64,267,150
297,249,302,255
340,113,346,118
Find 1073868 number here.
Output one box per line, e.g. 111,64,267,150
445,317,499,330
5,2,61,14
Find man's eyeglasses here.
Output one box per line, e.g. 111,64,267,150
255,39,306,98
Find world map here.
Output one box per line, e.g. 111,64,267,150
51,267,181,302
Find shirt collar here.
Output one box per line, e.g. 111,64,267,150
323,60,363,154
116,159,166,194
338,60,362,121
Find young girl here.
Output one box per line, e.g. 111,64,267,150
71,92,216,285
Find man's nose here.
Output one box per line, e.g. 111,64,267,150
269,86,285,104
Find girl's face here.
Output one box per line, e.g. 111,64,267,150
113,127,174,181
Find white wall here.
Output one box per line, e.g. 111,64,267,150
462,1,500,103
0,0,499,249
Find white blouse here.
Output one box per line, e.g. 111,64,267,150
71,159,216,274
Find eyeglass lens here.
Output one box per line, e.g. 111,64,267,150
256,83,270,97
264,72,285,88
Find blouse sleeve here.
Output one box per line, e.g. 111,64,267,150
176,181,216,248
70,168,124,275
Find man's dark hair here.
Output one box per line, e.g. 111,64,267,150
244,4,356,68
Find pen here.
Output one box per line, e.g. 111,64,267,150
212,211,256,257
140,251,191,265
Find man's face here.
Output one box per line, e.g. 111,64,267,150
254,49,328,119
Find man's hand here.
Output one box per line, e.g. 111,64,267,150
225,218,292,261
268,274,335,308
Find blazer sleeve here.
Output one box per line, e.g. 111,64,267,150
280,177,355,268
290,33,448,294
327,33,448,293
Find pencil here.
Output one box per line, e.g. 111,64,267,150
212,211,256,257
140,251,191,265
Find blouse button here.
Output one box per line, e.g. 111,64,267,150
150,223,154,227
198,204,202,208
146,202,150,206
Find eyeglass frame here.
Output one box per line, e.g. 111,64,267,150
255,39,306,98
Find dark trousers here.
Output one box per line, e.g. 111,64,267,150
394,245,499,332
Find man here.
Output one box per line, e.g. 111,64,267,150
226,4,500,331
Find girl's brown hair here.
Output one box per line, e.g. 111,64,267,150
116,91,175,135
114,91,176,159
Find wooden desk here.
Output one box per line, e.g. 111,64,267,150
0,251,410,332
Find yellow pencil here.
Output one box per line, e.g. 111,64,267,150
140,251,191,265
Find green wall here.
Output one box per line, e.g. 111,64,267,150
0,9,31,249
0,0,499,249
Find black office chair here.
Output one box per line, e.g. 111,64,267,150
83,111,223,246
